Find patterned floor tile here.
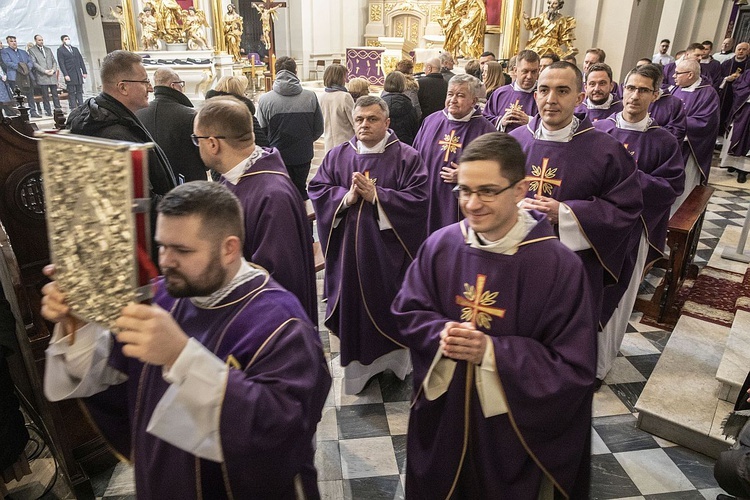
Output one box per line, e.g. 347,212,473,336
593,414,661,453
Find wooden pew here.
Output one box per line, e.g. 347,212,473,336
634,185,715,326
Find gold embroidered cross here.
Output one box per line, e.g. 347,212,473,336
455,274,505,330
505,99,523,114
525,158,562,196
438,129,463,163
364,170,377,184
623,143,635,157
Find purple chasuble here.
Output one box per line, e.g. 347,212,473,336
481,84,538,131
672,84,720,182
574,99,624,123
221,147,317,325
727,69,750,158
662,62,677,91
392,215,596,499
594,117,685,320
83,275,331,500
308,133,428,366
719,57,750,134
701,58,724,91
511,115,643,325
412,108,495,234
649,93,688,142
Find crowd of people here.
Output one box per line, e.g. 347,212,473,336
19,32,750,499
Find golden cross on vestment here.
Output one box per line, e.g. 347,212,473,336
438,129,463,163
623,143,636,157
364,170,377,184
455,274,506,330
525,157,562,196
505,99,523,114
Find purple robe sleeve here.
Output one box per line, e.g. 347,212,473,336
639,130,685,209
651,96,687,143
308,149,351,256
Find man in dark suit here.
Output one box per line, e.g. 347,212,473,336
1,35,40,117
417,58,449,120
57,34,87,109
136,67,207,182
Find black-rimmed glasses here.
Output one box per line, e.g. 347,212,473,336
120,79,153,87
623,85,656,94
191,134,227,146
453,180,520,202
171,80,186,87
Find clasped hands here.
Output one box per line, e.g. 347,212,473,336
520,194,560,224
345,171,377,205
40,265,188,368
501,108,530,127
440,321,487,365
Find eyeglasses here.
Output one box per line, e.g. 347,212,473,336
191,134,227,146
673,71,690,76
120,79,153,88
453,181,519,202
171,80,185,87
623,85,656,94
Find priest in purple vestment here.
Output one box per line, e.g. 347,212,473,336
42,182,331,500
671,58,720,190
392,132,597,499
309,96,429,394
718,43,749,137
413,74,495,234
482,49,540,132
575,63,623,122
649,85,688,143
510,61,643,328
193,97,318,325
700,40,724,92
721,64,750,183
594,64,685,380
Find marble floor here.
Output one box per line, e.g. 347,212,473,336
6,153,750,499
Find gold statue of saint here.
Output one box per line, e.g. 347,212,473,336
438,0,486,60
252,3,281,50
111,5,137,51
138,7,160,51
224,4,243,62
155,0,185,43
185,7,210,50
523,0,578,59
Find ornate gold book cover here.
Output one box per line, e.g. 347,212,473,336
37,132,152,327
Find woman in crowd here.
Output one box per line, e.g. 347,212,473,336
346,77,370,102
319,63,356,152
483,61,506,100
395,58,422,121
380,71,419,146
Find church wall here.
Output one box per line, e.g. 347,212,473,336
657,0,732,55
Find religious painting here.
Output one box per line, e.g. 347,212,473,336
38,133,153,328
485,0,503,34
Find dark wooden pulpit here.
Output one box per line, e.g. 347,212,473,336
0,115,117,499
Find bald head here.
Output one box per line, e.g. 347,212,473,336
736,42,749,61
425,58,441,74
154,67,181,87
675,59,701,87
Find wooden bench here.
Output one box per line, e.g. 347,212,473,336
306,199,325,272
634,185,715,326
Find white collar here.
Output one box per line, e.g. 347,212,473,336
680,77,703,93
357,134,388,154
190,259,265,307
446,109,475,122
466,209,536,255
221,146,263,185
586,94,614,109
513,81,535,93
615,112,651,132
535,115,580,142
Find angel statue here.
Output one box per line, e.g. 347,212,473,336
138,7,160,51
523,0,578,59
185,6,210,50
252,3,281,50
110,5,137,51
224,4,243,62
438,0,486,60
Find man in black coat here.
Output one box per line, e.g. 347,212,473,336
136,68,207,182
66,50,176,262
417,58,448,121
57,34,87,109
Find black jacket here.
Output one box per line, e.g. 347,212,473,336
417,73,449,121
204,89,269,147
382,92,419,146
136,86,207,182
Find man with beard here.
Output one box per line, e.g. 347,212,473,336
42,182,331,499
576,63,622,122
483,49,540,132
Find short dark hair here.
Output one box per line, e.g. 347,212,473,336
60,34,69,42
196,96,255,148
660,39,670,45
100,50,144,86
158,181,245,245
544,61,583,91
384,71,406,93
586,62,612,82
353,95,389,118
5,36,16,42
702,40,713,48
585,48,606,63
686,42,705,52
464,59,482,79
323,63,346,87
459,132,526,184
480,51,496,59
541,53,560,63
34,34,42,41
625,64,663,90
395,59,414,74
517,49,540,64
275,56,296,74
636,57,652,66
